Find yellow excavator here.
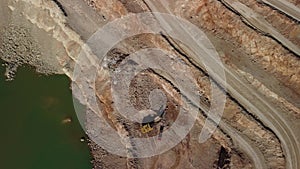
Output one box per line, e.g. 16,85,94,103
140,105,165,134
141,123,154,133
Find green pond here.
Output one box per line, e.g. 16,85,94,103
0,63,92,169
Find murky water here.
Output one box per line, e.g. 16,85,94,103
0,63,92,169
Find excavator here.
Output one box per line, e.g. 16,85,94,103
140,105,166,139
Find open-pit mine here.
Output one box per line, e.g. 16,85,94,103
1,0,300,169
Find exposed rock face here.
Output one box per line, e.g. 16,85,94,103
176,0,300,96
1,0,300,169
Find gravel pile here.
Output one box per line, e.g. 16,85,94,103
0,24,57,80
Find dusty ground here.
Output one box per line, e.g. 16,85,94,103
0,0,300,169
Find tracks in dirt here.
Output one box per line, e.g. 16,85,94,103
220,0,300,57
143,0,300,169
258,0,300,22
44,0,299,168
